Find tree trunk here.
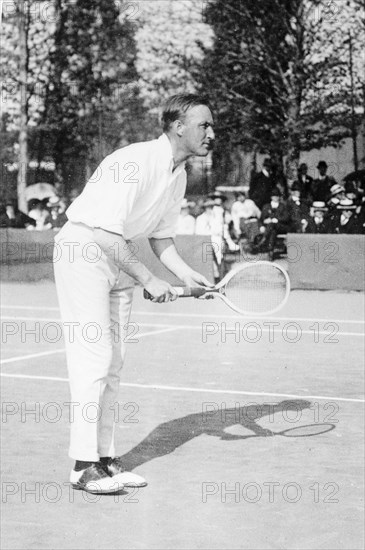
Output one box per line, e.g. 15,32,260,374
17,0,28,213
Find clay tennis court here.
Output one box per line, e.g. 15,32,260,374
1,280,364,550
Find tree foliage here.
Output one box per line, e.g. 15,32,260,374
199,0,364,180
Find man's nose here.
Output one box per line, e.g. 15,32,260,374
207,127,215,140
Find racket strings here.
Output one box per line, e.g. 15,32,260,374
224,264,288,314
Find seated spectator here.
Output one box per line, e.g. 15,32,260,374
231,191,261,235
293,163,313,201
286,182,310,232
303,202,331,234
249,158,274,209
0,202,10,227
331,199,362,234
176,198,195,235
47,196,68,230
27,199,51,230
311,161,337,202
259,188,290,260
327,184,346,210
1,199,36,229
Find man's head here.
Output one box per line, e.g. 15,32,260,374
236,191,246,202
262,158,272,174
317,161,328,177
290,182,301,200
162,94,215,157
298,163,308,175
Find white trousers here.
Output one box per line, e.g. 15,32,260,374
53,222,134,460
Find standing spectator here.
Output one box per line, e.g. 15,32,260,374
311,161,337,202
2,199,36,229
293,163,313,201
331,199,362,234
176,198,195,235
286,182,310,233
249,158,274,209
303,202,330,234
260,188,290,260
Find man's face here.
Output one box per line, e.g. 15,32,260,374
180,105,215,157
291,190,301,200
299,165,307,176
319,166,327,176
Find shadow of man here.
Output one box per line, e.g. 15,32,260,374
118,399,314,472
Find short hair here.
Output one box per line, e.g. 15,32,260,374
162,94,211,132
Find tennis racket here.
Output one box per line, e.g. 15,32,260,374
143,261,290,316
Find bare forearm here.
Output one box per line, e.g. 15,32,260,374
149,238,192,280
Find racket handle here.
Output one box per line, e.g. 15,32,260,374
143,286,207,300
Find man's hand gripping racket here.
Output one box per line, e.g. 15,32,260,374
144,261,290,316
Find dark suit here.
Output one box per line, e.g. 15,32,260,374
304,216,331,234
311,176,337,202
293,175,313,201
249,171,274,209
331,212,362,234
286,198,310,232
260,201,290,253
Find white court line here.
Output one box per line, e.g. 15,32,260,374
1,304,364,325
0,349,65,365
0,327,179,366
0,372,364,403
1,315,363,337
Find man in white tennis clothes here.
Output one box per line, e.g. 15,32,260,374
53,94,215,494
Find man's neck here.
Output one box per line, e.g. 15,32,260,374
166,133,190,170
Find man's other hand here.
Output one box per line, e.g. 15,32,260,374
180,270,214,289
144,277,178,303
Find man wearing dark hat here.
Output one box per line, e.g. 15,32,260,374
286,182,310,232
311,161,337,202
249,158,274,209
260,188,289,259
292,163,313,201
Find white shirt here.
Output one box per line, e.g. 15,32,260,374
231,199,261,221
176,213,195,235
66,134,187,239
195,211,222,236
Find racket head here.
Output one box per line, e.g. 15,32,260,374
216,261,290,316
278,423,336,437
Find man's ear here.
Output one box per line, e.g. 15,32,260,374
173,119,185,137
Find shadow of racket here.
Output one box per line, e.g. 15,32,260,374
220,423,336,440
266,423,336,438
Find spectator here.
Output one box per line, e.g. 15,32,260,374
293,163,313,201
195,199,224,280
27,199,51,230
176,199,195,235
311,161,337,202
259,188,290,260
331,199,362,234
0,202,10,227
47,196,68,230
327,184,346,210
249,158,274,209
303,202,330,234
1,199,36,229
286,182,310,233
271,160,288,199
231,191,261,234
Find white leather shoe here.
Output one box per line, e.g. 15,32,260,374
106,458,147,487
70,463,125,494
